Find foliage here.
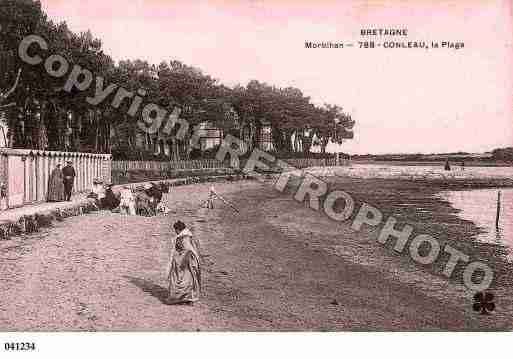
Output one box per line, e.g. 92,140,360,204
491,147,513,161
1,0,355,160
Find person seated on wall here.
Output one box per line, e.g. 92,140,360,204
135,185,153,216
152,183,164,202
146,183,163,213
119,185,136,215
87,178,106,208
159,182,170,194
102,183,120,211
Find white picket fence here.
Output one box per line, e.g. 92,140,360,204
112,159,226,172
112,157,346,173
285,158,344,169
0,148,111,209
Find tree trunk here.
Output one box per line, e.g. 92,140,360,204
271,126,285,152
320,138,328,154
252,122,261,150
283,129,293,152
172,140,180,161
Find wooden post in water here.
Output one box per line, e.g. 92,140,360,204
496,191,501,229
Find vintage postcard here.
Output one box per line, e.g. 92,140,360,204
0,0,512,354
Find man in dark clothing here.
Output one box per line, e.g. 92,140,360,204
62,160,76,201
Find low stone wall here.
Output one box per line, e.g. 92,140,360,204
0,198,98,240
0,173,254,241
284,157,346,168
111,167,235,185
112,172,252,191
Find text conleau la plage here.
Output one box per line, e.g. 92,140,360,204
305,28,464,50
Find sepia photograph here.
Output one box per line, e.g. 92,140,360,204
0,0,512,355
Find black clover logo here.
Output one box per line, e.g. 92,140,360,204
473,292,495,315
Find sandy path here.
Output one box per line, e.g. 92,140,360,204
0,181,251,331
0,179,506,330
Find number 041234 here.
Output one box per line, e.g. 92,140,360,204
4,342,36,351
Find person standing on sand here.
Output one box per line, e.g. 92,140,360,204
166,221,201,305
62,160,76,201
47,164,65,202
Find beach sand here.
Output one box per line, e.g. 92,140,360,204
0,178,511,330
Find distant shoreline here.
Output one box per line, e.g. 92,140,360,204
286,164,513,189
349,159,513,167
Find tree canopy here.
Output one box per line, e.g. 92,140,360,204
0,0,354,159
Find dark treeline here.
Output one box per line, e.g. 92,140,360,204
353,148,513,163
491,147,513,162
0,0,354,160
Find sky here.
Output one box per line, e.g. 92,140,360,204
41,0,513,154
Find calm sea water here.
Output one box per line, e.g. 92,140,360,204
440,188,513,259
345,164,513,179
317,163,513,257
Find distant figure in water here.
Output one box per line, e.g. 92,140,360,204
166,221,201,305
444,159,451,171
47,164,65,202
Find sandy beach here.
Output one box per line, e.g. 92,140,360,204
0,177,511,331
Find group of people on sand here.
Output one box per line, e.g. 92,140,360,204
87,180,169,216
47,161,76,202
116,182,169,216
